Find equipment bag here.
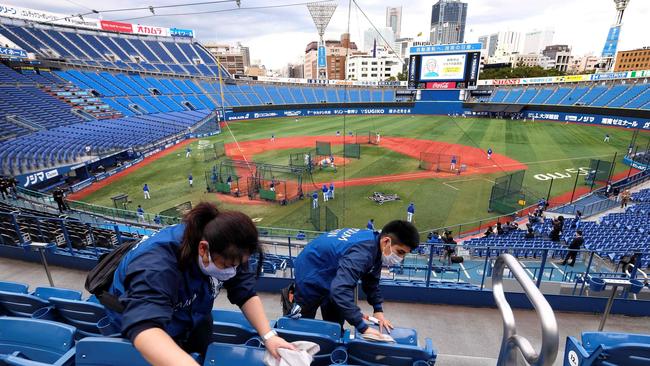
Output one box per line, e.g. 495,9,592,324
85,241,137,313
280,283,296,316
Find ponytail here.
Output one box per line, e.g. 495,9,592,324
179,202,263,276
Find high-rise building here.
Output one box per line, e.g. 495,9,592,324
286,63,304,79
385,6,402,38
203,43,248,75
363,27,396,54
346,49,402,81
522,29,555,54
484,31,521,63
304,33,358,80
430,0,468,45
614,48,650,71
543,45,572,72
568,54,600,74
236,42,251,69
478,33,498,57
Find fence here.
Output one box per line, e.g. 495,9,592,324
419,153,461,174
325,206,338,231
343,143,361,159
315,141,331,156
309,204,320,231
488,170,526,214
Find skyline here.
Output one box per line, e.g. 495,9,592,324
13,0,650,70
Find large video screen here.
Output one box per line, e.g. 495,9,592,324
408,51,480,90
419,54,467,81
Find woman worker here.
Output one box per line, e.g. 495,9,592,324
103,202,294,365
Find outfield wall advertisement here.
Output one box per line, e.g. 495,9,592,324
225,107,416,121
524,111,650,131
480,69,650,86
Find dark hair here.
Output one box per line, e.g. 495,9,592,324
179,202,263,276
380,220,419,250
576,230,583,236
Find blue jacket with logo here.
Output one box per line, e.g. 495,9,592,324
106,224,257,341
294,228,383,332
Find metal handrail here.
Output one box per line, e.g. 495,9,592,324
624,263,648,281
493,253,559,366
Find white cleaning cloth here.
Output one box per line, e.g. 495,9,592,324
263,341,320,366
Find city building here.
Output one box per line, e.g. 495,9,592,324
430,0,468,44
286,63,304,79
522,29,555,54
511,53,554,69
304,33,358,80
203,42,249,75
614,47,650,71
386,6,402,38
363,27,396,54
346,49,402,81
543,45,572,72
484,31,522,64
247,63,267,77
395,37,413,60
568,54,600,74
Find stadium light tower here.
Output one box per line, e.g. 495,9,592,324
601,0,631,71
306,1,337,79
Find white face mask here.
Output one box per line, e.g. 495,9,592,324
198,249,238,282
381,240,403,267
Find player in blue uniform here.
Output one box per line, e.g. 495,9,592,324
292,220,419,336
407,202,415,222
487,148,493,160
104,203,293,365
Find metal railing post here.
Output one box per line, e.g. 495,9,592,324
493,254,559,366
579,251,595,296
480,247,490,291
425,243,435,288
536,249,548,288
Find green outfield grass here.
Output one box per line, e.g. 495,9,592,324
79,115,644,232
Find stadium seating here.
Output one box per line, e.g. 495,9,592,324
0,317,76,365
565,332,650,366
482,81,650,110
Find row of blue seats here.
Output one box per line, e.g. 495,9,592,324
0,109,211,175
0,23,228,79
487,82,650,110
0,280,436,365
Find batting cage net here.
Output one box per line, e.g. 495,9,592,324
289,151,314,172
315,141,331,156
343,143,361,159
488,170,526,214
325,206,338,231
584,159,613,185
309,203,321,231
419,153,462,174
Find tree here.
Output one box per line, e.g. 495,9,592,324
479,66,565,80
396,71,407,81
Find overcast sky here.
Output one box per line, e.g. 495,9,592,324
16,0,650,69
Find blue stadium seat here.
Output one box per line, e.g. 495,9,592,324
0,281,29,294
75,337,150,366
203,342,265,366
47,297,115,338
275,317,345,365
345,336,437,366
211,309,260,344
32,287,82,301
564,332,650,366
0,291,51,318
0,317,76,365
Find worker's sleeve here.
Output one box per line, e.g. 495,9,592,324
119,246,180,341
224,261,257,307
361,259,384,313
330,241,375,333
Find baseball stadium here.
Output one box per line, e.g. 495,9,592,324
0,0,649,365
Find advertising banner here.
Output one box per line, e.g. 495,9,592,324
170,27,195,38
317,45,327,68
425,82,457,89
419,54,467,81
226,107,414,121
0,3,100,29
409,42,482,55
407,55,419,89
0,46,27,58
133,23,170,37
100,20,133,33
525,110,650,131
601,25,621,58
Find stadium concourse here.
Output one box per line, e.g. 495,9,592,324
1,2,650,366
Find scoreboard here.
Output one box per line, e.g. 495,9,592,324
407,43,482,90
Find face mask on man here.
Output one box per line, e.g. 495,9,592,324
198,242,238,281
381,239,403,267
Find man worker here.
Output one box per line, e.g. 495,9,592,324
291,221,420,337
561,230,584,267
406,202,415,223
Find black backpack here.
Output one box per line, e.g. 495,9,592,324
85,241,137,313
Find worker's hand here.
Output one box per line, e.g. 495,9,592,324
373,312,394,334
264,335,296,360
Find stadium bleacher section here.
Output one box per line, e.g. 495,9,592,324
481,81,650,109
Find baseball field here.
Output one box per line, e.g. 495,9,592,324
71,115,643,233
